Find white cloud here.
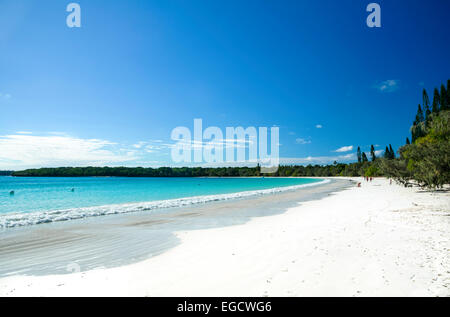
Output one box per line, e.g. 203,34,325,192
132,141,147,149
0,134,139,170
145,144,168,153
280,153,356,165
16,131,32,135
375,80,400,93
315,124,323,129
334,145,353,152
295,138,311,145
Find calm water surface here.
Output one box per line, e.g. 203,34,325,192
0,177,322,215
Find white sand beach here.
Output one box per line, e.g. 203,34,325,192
0,177,448,297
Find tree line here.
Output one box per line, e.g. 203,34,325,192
9,158,390,179
11,164,361,178
12,162,387,178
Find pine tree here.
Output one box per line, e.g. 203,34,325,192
440,84,448,111
412,105,424,142
423,89,431,122
389,144,395,159
432,88,440,113
362,152,368,163
384,146,390,159
415,104,424,123
425,105,431,122
357,146,362,164
370,144,376,162
406,137,410,145
423,89,430,108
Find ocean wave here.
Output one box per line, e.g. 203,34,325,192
0,179,330,229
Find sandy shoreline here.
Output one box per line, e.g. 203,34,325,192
0,177,448,296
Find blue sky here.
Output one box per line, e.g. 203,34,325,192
0,0,449,169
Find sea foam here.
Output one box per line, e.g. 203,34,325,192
0,179,329,229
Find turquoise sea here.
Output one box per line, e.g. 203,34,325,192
0,176,324,228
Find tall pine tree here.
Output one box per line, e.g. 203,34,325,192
370,144,376,162
389,144,395,159
423,89,431,122
362,152,368,163
412,105,425,142
357,146,362,164
415,104,424,123
423,88,430,106
432,88,440,113
406,137,410,145
384,146,390,159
